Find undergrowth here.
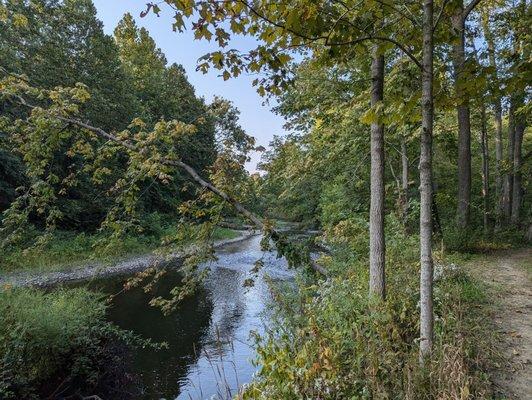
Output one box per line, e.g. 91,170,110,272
442,225,526,254
242,217,497,399
0,287,163,399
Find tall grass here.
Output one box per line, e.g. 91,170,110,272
241,221,497,399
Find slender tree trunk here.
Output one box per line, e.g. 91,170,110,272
503,101,515,222
482,13,504,226
420,0,434,363
471,39,491,234
369,46,386,300
511,117,525,225
480,103,490,234
432,181,442,236
510,0,528,225
452,5,472,229
493,101,504,222
401,135,409,230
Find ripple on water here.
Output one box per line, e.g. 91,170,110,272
87,235,293,400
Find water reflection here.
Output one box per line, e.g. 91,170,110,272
83,235,291,399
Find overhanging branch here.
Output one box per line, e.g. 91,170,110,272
11,94,328,276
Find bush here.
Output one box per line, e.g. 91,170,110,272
0,287,152,399
242,228,494,399
443,225,526,253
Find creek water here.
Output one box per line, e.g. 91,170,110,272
81,235,293,400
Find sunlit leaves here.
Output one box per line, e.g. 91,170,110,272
0,75,199,248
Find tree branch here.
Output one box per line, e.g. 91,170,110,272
433,0,450,31
331,35,422,69
464,0,483,20
373,0,421,28
11,94,328,276
238,0,422,69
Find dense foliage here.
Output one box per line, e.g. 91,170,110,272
0,0,255,237
0,287,157,399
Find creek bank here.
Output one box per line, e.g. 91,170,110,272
0,230,258,288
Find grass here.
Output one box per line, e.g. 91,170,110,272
1,225,240,274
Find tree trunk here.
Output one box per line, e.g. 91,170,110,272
369,46,386,300
480,103,490,234
503,101,516,222
432,181,442,236
511,118,525,225
493,101,504,223
400,135,409,231
420,0,434,363
452,5,471,229
471,38,491,234
482,13,504,226
510,0,528,225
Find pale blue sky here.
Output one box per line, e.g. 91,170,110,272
93,0,285,171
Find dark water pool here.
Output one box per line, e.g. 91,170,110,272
79,235,292,399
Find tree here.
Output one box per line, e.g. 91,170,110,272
451,0,483,229
114,13,167,124
206,97,258,215
419,0,435,361
482,10,503,226
369,46,386,299
113,13,218,215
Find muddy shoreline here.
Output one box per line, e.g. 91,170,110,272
0,231,258,288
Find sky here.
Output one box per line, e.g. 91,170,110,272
92,0,286,172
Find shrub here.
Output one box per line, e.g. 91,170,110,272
0,287,154,399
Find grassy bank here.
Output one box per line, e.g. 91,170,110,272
1,224,239,274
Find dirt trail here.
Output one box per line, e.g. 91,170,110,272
467,247,532,399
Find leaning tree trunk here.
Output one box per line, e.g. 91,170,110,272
420,0,434,363
482,13,504,226
369,46,386,300
452,5,472,229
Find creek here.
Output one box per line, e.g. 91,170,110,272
80,235,293,399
